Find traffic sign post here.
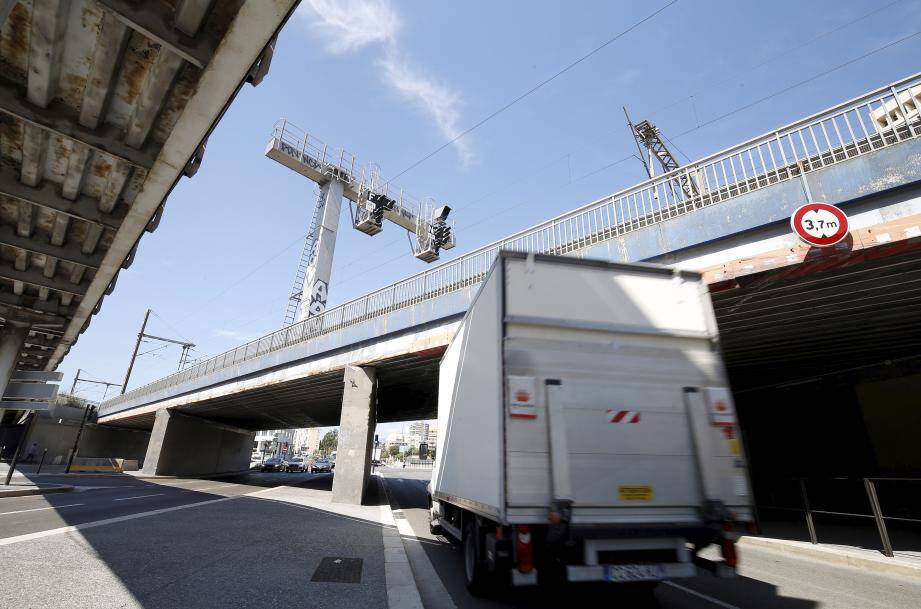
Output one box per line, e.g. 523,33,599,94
790,202,849,247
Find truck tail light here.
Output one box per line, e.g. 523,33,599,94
721,522,738,568
515,525,534,573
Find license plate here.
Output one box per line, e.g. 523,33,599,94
604,564,665,583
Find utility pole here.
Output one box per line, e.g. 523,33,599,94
121,309,150,395
121,309,195,394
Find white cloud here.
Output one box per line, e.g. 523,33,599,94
297,0,472,167
378,48,473,167
299,0,399,54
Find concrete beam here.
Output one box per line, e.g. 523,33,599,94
0,172,124,230
79,11,129,130
125,51,184,149
331,366,376,504
61,143,91,200
0,223,104,269
0,262,89,297
0,77,158,169
174,0,213,38
2,381,58,401
0,290,68,321
46,0,300,372
27,0,69,109
0,324,28,400
97,0,216,69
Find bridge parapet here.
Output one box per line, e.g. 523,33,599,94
99,72,921,419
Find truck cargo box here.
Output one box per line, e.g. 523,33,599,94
430,252,753,589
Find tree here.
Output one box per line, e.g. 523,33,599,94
319,430,338,455
388,445,401,458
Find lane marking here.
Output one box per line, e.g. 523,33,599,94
0,487,279,547
184,484,235,493
663,581,744,609
0,504,84,516
113,493,164,501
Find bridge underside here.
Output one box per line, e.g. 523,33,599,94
108,350,442,432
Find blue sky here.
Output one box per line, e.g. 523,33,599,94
65,0,921,419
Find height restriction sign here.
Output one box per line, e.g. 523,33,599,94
790,202,849,247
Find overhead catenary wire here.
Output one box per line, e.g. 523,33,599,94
329,1,906,276
380,1,679,187
140,3,914,345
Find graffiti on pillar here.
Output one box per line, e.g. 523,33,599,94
308,279,329,316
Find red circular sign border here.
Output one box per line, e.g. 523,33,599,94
790,202,849,247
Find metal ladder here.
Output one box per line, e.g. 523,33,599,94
283,187,326,326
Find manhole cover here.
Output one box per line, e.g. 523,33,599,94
311,557,363,583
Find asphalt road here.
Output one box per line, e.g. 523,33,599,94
0,470,389,609
0,471,335,539
378,467,921,609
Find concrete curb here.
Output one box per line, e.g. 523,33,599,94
0,484,74,498
740,536,921,580
375,474,425,609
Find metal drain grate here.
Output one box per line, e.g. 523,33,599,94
311,557,363,583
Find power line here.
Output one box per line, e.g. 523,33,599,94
382,1,679,185
331,2,901,275
332,26,921,291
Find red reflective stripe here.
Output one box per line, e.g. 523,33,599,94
630,413,640,424
611,410,627,423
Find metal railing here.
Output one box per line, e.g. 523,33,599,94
100,72,921,416
757,477,921,558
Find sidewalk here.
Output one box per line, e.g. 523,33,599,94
0,464,73,497
740,535,921,580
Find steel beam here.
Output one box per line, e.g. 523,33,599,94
10,370,62,382
0,173,123,230
0,78,157,169
0,224,104,269
0,401,50,411
97,0,216,69
2,382,58,400
0,263,89,297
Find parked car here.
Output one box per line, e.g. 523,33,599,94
285,457,306,472
261,457,284,472
311,458,332,473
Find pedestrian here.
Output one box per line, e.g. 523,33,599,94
26,442,38,463
402,460,406,469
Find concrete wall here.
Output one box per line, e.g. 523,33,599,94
142,409,254,476
0,417,150,465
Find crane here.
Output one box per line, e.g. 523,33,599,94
265,120,455,326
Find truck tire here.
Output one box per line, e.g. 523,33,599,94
429,519,443,535
463,521,492,596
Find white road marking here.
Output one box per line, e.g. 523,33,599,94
0,487,279,547
0,504,84,516
185,484,235,492
113,493,164,501
663,581,744,609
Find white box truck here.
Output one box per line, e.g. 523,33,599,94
429,252,754,594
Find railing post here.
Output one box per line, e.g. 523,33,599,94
799,478,818,544
864,478,894,557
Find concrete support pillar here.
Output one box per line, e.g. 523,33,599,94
299,178,345,321
0,323,28,400
142,409,255,477
332,366,376,504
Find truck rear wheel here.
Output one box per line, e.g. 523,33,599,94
463,521,493,596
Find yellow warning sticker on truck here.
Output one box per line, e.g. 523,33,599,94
618,486,655,501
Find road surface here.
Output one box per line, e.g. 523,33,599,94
378,467,921,609
0,470,389,609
